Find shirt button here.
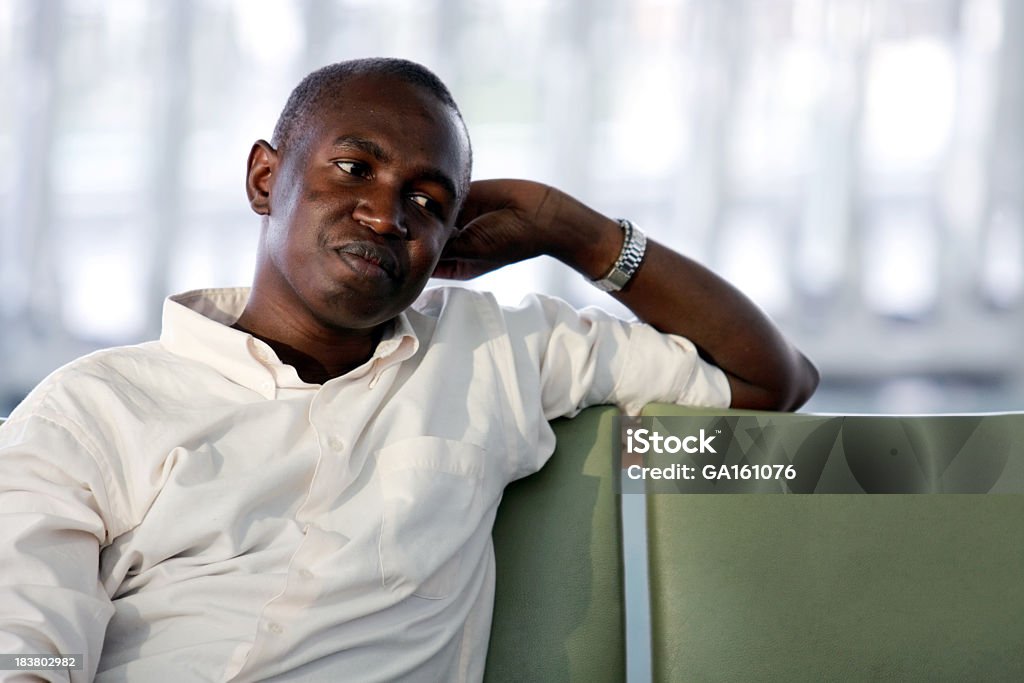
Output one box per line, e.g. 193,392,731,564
298,568,314,580
267,622,283,634
327,436,345,451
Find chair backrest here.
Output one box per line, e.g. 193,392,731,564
486,405,626,682
642,403,1024,681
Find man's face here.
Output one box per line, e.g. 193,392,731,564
249,73,470,332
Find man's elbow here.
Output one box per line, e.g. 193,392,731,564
781,353,820,410
729,354,820,412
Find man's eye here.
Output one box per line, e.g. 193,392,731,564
409,193,441,214
334,160,368,177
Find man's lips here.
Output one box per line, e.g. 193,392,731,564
334,242,400,279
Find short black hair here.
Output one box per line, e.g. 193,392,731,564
272,58,472,197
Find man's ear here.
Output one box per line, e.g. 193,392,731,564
246,140,277,215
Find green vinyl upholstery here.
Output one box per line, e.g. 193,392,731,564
642,403,1024,682
488,404,1024,681
486,406,626,682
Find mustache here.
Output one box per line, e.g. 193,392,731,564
334,241,401,278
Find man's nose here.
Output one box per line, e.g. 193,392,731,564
352,186,408,238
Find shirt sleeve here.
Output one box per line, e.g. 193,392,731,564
0,414,116,683
502,293,731,419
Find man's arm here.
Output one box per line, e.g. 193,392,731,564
0,417,114,682
434,179,819,411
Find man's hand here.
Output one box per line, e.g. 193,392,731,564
434,179,620,281
434,178,820,411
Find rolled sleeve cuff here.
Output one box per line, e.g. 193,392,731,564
611,323,731,415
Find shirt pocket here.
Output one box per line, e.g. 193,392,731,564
376,436,487,600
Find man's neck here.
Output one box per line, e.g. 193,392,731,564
232,309,386,385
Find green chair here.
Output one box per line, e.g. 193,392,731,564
488,404,1024,682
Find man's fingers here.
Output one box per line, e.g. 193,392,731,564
443,217,508,258
439,190,547,282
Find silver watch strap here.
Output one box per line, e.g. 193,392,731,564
589,219,648,292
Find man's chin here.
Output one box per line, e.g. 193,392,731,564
313,297,409,333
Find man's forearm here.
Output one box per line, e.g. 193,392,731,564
544,194,819,411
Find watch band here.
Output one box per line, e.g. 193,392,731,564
589,219,648,292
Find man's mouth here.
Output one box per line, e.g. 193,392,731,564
334,243,400,279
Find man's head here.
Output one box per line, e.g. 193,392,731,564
270,59,472,199
244,58,473,335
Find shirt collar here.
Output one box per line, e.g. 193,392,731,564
159,287,419,398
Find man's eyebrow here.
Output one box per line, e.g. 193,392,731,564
331,135,390,162
331,134,458,200
417,168,459,202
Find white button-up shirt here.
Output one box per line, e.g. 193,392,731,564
0,286,729,682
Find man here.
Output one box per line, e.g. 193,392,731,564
0,58,817,681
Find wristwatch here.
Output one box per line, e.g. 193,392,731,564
588,219,648,292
